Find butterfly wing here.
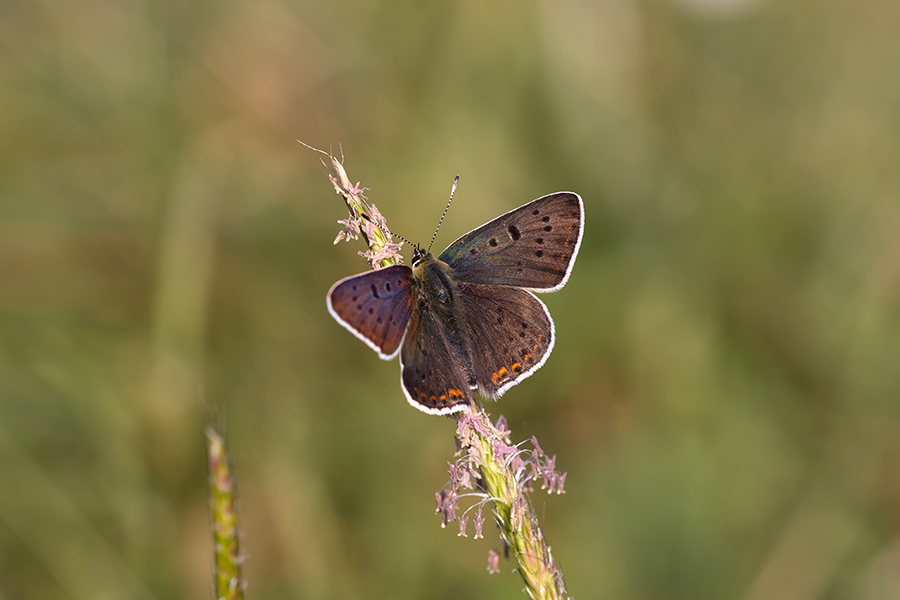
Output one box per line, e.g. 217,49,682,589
439,192,584,291
400,304,475,415
455,282,555,397
326,265,416,359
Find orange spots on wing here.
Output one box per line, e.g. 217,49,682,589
491,366,509,385
415,386,465,403
511,362,521,371
523,353,532,362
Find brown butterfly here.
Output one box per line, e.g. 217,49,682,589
327,192,584,414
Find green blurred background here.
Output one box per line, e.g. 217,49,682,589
2,0,899,598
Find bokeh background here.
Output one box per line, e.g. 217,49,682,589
2,0,900,598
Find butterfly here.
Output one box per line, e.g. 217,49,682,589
327,192,584,415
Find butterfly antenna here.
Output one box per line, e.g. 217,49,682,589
359,212,414,248
427,175,459,254
393,231,414,247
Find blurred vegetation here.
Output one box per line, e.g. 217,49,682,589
2,0,899,598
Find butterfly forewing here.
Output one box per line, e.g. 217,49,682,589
455,283,555,397
439,192,584,291
326,265,416,359
400,306,474,414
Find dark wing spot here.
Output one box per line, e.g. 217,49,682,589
371,284,380,298
542,215,550,222
508,225,521,240
489,238,498,247
536,237,544,244
544,225,553,232
535,250,544,258
532,209,541,216
385,282,392,293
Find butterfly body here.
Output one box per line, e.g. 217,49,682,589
408,252,475,390
327,192,584,415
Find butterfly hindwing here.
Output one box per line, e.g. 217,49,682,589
439,192,584,291
400,305,475,414
326,265,416,359
455,283,555,397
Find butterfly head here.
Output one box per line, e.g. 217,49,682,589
411,245,429,268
